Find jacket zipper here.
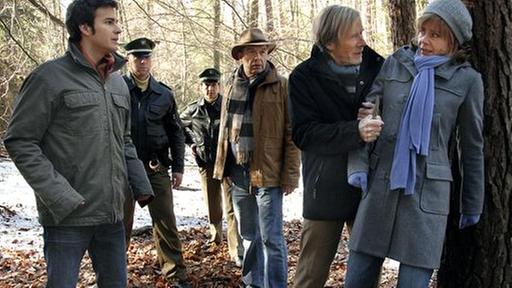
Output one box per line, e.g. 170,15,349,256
102,82,116,223
313,161,324,199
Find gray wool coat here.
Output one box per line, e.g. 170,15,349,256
348,46,484,269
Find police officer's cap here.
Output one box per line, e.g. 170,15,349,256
125,37,155,57
199,68,221,83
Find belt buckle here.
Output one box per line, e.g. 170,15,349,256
148,159,160,171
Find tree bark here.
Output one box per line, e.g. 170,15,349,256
387,0,415,49
264,0,274,33
365,0,376,47
248,0,258,28
213,0,221,70
438,0,512,287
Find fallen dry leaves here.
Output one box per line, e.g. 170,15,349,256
0,220,424,287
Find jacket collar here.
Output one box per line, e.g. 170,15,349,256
232,61,279,87
308,44,382,81
124,73,164,95
67,41,126,74
260,61,279,86
394,45,471,80
198,94,222,110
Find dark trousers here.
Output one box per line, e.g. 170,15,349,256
43,221,126,288
124,166,186,280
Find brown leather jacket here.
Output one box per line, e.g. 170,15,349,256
213,62,300,188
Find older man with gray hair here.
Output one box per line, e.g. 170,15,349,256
288,5,384,287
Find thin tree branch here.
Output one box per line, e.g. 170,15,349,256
0,18,38,65
221,0,247,28
132,0,170,32
25,0,64,27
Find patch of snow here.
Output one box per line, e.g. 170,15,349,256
0,155,396,274
0,154,304,252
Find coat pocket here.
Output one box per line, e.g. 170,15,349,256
111,93,129,135
419,162,452,215
62,92,101,135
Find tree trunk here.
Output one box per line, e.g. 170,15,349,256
180,21,188,103
387,0,415,49
365,0,375,47
264,0,274,33
248,0,259,28
213,0,221,70
438,0,512,287
309,0,316,24
119,0,131,41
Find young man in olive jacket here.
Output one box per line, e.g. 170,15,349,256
288,5,384,287
180,68,243,267
4,0,154,286
122,37,189,287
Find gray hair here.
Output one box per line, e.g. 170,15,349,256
312,5,361,49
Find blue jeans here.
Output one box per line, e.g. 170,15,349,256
230,166,287,288
344,250,433,288
43,221,127,288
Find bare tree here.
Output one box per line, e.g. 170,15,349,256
387,0,415,49
365,0,376,47
213,0,221,69
264,0,274,33
438,1,512,286
248,0,259,27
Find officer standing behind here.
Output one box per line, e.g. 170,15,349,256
122,37,190,287
180,68,243,267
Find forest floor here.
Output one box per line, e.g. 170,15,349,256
0,222,411,288
0,152,436,287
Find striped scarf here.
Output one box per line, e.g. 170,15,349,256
226,64,269,164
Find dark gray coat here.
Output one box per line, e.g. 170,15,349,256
349,46,484,269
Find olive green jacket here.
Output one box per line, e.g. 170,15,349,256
4,43,153,226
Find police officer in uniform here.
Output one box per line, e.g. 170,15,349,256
122,37,190,287
180,68,243,267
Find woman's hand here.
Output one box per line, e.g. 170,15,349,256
358,115,384,143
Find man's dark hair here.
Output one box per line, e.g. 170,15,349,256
66,0,118,43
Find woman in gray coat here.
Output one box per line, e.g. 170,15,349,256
344,0,484,287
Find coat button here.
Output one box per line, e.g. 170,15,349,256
359,80,365,86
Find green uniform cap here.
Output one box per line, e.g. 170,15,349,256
199,68,221,82
124,37,155,57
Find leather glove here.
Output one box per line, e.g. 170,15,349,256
348,171,368,194
459,214,480,229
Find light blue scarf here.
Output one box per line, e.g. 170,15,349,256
390,53,450,195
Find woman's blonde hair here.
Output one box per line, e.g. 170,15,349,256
313,5,360,50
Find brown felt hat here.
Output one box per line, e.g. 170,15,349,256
231,28,276,60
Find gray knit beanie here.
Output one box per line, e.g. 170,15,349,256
423,0,473,45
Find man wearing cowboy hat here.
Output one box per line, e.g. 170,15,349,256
122,37,190,287
213,28,300,287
